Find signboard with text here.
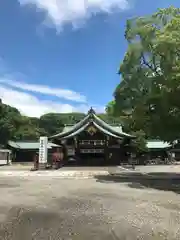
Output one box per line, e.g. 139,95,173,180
39,136,48,164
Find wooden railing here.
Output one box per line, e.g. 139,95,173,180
80,149,104,153
79,140,105,145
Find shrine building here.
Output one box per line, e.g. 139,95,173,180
49,108,135,166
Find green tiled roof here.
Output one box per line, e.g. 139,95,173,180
8,141,61,150
50,108,135,139
110,126,123,133
62,123,89,139
63,125,74,133
61,122,123,139
93,114,134,138
50,114,90,139
146,141,171,149
93,122,122,138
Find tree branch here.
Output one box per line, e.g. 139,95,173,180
141,54,160,76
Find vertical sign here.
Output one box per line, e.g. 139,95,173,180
39,136,48,164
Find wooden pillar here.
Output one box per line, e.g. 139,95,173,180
61,140,68,163
105,136,110,165
74,136,77,153
122,141,128,164
8,151,12,165
74,137,77,149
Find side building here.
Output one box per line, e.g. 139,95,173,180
7,141,61,163
145,140,172,164
49,108,135,166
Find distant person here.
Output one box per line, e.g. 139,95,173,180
32,153,39,171
52,148,64,169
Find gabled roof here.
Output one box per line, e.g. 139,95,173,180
146,140,172,149
8,141,61,150
61,123,90,139
49,107,135,139
93,122,124,138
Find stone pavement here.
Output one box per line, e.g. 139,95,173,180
0,166,131,178
1,164,180,179
0,169,110,178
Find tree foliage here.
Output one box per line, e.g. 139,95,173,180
0,99,122,146
105,100,115,116
112,6,180,142
0,101,40,144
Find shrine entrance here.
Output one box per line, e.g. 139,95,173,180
78,149,106,166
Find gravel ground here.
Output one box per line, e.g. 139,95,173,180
0,176,180,239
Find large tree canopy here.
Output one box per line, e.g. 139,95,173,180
112,6,180,142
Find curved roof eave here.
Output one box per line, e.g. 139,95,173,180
49,114,90,139
93,114,135,138
61,123,89,139
61,122,122,139
49,110,136,140
93,122,122,139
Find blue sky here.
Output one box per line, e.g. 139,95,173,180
0,0,179,117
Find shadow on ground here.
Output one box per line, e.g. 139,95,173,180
95,172,180,194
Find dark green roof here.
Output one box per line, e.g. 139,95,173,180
146,140,171,149
49,108,135,139
8,141,61,150
93,122,124,138
61,122,123,139
93,114,133,138
61,123,89,139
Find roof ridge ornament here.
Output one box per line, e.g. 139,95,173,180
88,107,96,115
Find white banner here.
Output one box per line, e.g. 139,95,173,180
39,136,48,164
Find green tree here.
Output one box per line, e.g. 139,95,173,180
39,113,64,136
114,6,180,141
130,130,148,153
105,100,115,116
13,116,40,140
0,100,41,144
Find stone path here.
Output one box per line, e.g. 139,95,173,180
0,170,109,178
1,165,180,179
0,166,130,178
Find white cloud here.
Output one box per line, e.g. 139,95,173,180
0,61,105,117
0,78,86,103
18,0,129,30
0,85,104,117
